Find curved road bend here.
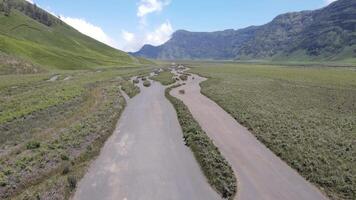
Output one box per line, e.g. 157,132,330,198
73,80,221,200
171,74,329,200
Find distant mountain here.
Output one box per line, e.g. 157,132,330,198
0,0,149,70
133,0,356,62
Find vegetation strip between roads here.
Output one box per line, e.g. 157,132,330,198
166,84,237,199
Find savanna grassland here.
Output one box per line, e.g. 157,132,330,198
189,62,356,200
0,67,149,199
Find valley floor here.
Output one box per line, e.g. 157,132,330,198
1,62,355,200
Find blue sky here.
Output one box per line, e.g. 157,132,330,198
27,0,337,52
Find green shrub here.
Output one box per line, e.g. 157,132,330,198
179,75,188,81
67,176,77,190
133,79,139,84
26,140,41,150
3,167,12,176
143,80,151,87
62,164,70,175
0,172,7,187
61,153,69,161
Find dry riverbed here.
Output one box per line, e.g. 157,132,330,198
73,79,220,200
171,73,329,200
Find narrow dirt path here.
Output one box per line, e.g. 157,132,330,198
73,80,220,200
171,74,329,200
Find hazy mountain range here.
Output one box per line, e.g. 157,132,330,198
133,0,356,62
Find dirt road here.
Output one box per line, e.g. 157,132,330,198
73,80,220,200
171,74,328,200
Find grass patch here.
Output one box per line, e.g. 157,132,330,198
121,80,140,98
190,62,356,200
26,140,41,150
151,71,175,85
0,53,43,75
166,85,237,199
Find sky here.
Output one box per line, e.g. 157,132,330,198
26,0,338,52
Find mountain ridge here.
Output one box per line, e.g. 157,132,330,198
133,0,356,63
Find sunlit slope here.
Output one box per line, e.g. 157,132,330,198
0,2,145,70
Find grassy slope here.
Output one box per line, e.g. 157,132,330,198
0,9,148,70
190,62,356,200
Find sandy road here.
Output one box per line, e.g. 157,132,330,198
171,74,329,200
73,80,220,200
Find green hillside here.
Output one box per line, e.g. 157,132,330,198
0,0,147,70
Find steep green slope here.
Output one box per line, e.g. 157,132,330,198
0,0,146,70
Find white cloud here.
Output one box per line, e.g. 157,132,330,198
121,31,140,52
60,16,116,48
120,21,173,52
21,2,118,49
137,0,170,17
145,21,173,45
122,30,135,42
29,0,173,52
325,0,337,5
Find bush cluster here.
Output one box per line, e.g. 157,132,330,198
179,75,188,81
143,80,151,87
121,80,140,98
132,79,139,84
